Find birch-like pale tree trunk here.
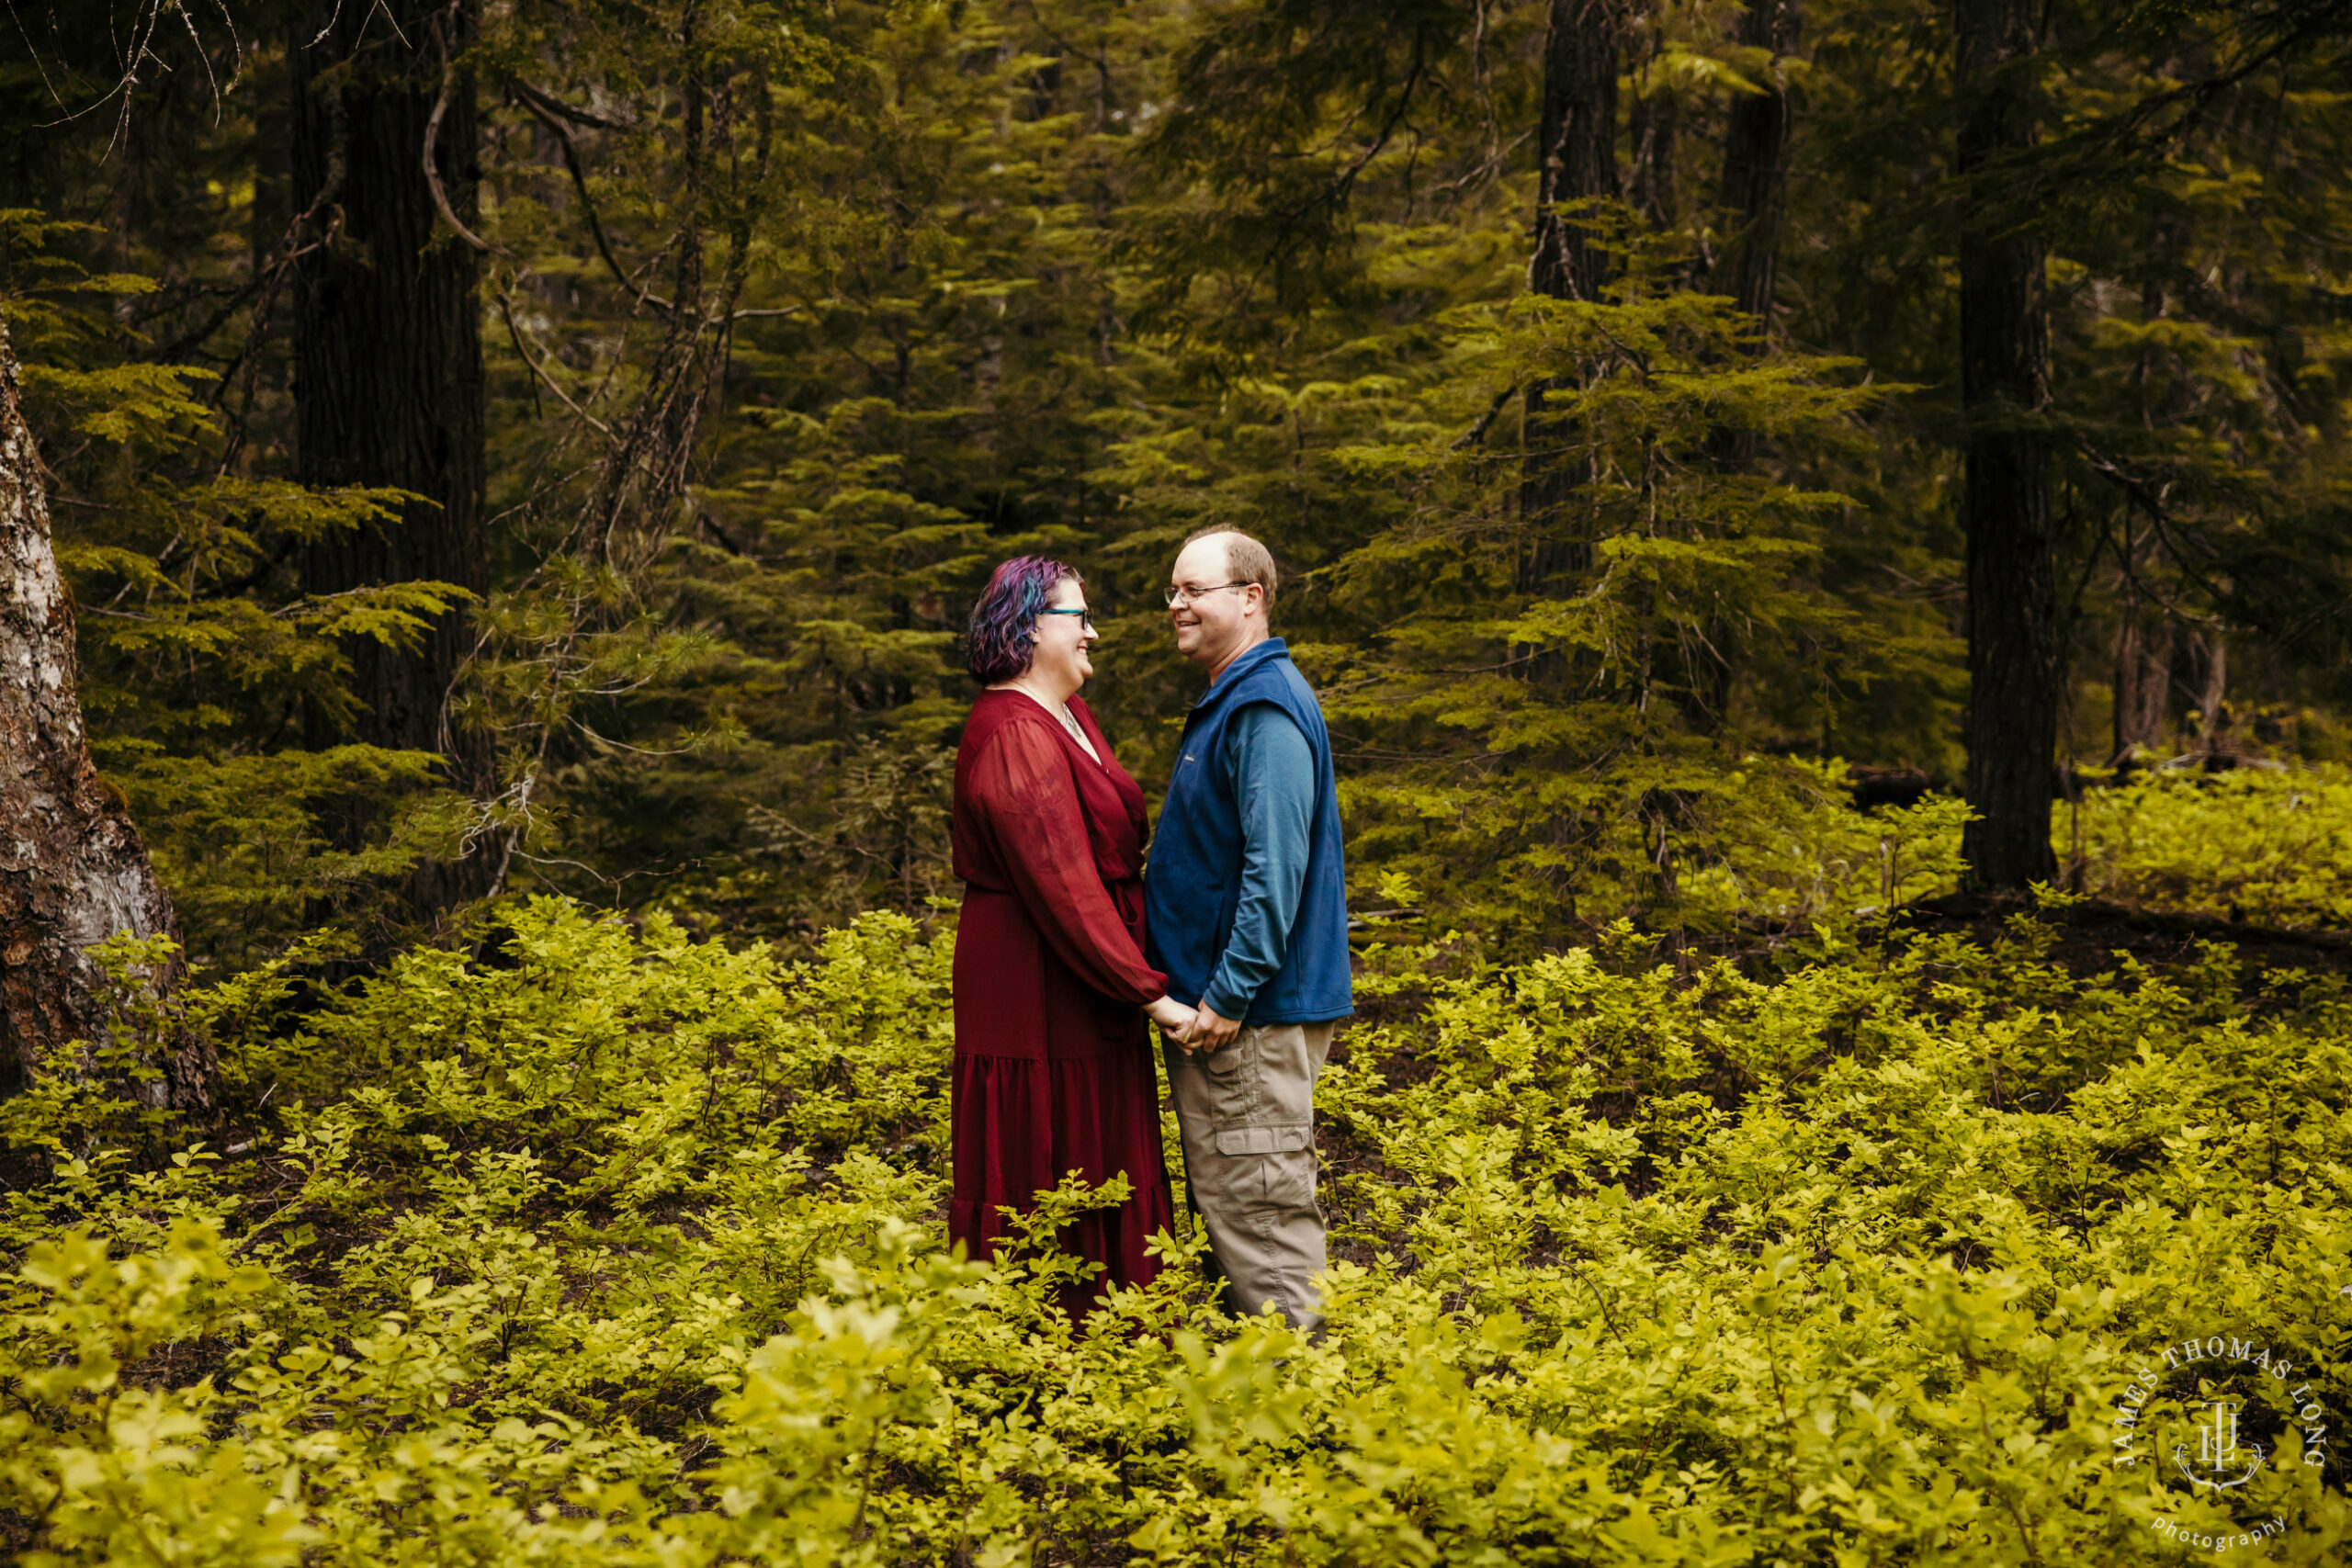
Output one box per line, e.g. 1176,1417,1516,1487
0,322,199,1105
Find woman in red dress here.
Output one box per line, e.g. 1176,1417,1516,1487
949,557,1194,1315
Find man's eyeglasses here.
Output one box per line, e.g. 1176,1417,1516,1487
1038,607,1095,630
1164,581,1250,609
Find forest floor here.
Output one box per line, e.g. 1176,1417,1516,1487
1893,890,2352,980
1311,890,2352,1279
11,886,2347,1564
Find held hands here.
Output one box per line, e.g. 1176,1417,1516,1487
1181,1002,1241,1052
1145,995,1198,1041
1144,995,1242,1053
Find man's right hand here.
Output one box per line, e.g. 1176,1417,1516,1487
1179,1001,1241,1053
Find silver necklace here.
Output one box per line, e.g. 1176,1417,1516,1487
1014,682,1092,750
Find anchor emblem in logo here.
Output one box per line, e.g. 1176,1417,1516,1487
2174,1399,2266,1490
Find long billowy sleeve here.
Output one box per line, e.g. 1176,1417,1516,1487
970,721,1168,1007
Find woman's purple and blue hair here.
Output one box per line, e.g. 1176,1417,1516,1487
965,556,1080,684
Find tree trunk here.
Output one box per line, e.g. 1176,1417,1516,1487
1627,37,1677,232
2111,612,2173,759
1528,0,1622,305
1690,0,1801,702
1712,0,1799,328
1521,0,1623,600
1955,0,2058,889
291,0,492,910
2191,629,2227,757
0,325,201,1105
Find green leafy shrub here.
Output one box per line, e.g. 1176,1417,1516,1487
1656,759,2352,936
1676,757,1974,926
3,897,2348,1564
2066,764,2352,928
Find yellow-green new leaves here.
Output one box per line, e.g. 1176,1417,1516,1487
0,1224,297,1568
4,889,2350,1564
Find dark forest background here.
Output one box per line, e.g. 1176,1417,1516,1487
8,0,2352,973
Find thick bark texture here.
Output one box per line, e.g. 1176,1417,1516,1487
1712,0,1799,328
1528,0,1622,305
291,0,492,908
1693,0,1800,665
0,326,199,1104
1955,0,2059,888
1521,0,1623,595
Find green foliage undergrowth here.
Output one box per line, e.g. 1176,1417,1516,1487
2066,765,2352,930
3,899,2348,1564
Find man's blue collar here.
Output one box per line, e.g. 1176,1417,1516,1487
1196,637,1289,706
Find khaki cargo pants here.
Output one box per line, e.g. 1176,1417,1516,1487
1163,1020,1335,1331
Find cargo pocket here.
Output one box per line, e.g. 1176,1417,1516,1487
1212,1125,1315,1211
1200,1031,1263,1127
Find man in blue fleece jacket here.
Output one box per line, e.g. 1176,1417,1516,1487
1146,528,1351,1330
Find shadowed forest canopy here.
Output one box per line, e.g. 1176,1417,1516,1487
6,0,2352,964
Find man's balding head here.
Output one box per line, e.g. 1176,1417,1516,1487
1181,527,1279,606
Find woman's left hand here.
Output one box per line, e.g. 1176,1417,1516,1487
1144,995,1197,1040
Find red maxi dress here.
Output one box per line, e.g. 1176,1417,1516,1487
948,688,1177,1312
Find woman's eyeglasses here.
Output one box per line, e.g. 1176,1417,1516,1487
1038,608,1096,630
